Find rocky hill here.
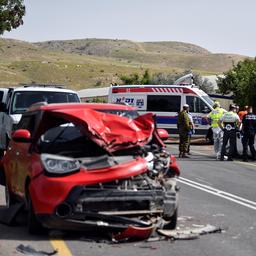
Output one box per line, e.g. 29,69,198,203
0,38,247,90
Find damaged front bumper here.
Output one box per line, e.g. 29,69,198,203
37,183,177,231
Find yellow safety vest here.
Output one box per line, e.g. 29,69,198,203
209,107,225,128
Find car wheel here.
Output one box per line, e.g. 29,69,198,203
27,193,46,235
163,208,178,230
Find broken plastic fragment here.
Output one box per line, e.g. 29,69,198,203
157,224,222,240
113,225,154,242
16,244,58,255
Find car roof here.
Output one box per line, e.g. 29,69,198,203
12,86,77,93
28,103,136,112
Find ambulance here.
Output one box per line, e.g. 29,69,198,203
108,84,215,136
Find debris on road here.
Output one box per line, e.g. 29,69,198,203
157,224,222,240
16,244,57,256
113,225,154,242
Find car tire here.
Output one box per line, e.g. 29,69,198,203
27,193,46,235
163,208,178,230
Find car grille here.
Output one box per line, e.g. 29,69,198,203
84,174,163,191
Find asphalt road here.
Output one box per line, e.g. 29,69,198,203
0,143,256,256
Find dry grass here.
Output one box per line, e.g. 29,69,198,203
0,38,247,90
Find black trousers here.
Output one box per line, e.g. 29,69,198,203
242,131,256,160
221,130,236,159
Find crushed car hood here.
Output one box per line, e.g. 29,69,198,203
38,108,156,153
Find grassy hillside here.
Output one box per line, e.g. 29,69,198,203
0,38,247,90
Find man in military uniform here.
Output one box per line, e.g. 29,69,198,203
218,104,241,161
207,102,226,160
242,106,256,161
177,104,191,158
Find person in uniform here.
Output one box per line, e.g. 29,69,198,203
238,105,249,120
241,106,256,161
177,104,191,158
207,102,226,160
218,104,241,161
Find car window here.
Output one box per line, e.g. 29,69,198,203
186,96,210,113
202,96,214,107
11,91,80,114
147,95,181,112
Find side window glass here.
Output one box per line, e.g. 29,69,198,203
186,96,209,113
186,96,197,112
147,95,181,112
198,99,210,113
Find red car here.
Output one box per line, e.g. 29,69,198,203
0,103,179,235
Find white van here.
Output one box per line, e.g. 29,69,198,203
108,84,214,136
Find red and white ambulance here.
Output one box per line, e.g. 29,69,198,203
108,84,214,136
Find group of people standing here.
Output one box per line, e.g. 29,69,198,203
177,102,256,161
210,103,256,161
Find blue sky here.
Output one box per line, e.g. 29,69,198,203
2,0,256,56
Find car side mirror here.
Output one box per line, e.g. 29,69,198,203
12,129,32,143
157,128,169,141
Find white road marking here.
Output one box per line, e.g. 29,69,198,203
194,177,213,186
178,177,256,211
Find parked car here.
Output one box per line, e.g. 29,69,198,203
0,84,80,128
0,103,179,234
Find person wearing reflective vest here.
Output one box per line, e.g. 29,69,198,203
207,102,226,159
218,104,241,161
241,106,256,161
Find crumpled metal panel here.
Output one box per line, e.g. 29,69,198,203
41,108,156,152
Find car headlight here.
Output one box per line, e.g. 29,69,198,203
41,154,80,175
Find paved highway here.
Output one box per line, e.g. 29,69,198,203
0,144,255,256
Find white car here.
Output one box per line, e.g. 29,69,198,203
0,84,80,127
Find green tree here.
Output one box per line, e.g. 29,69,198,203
150,70,215,93
0,0,25,35
192,72,215,94
120,69,215,93
150,72,176,85
120,69,151,85
217,58,256,109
